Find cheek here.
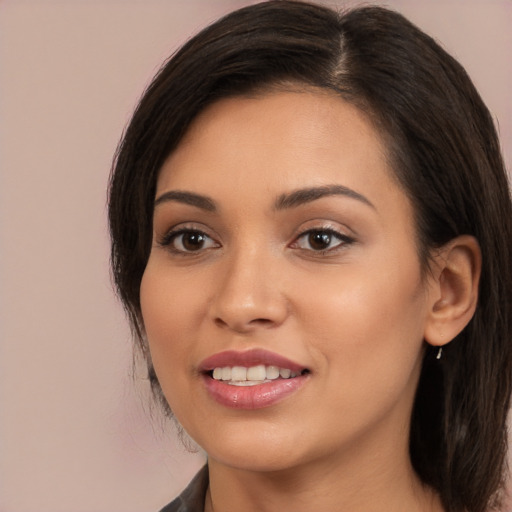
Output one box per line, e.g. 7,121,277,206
141,257,207,332
297,253,428,377
140,265,213,427
296,266,427,437
139,264,201,384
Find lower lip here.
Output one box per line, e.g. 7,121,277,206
203,374,308,410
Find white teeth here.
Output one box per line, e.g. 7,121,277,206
246,364,266,381
231,366,247,381
279,368,291,379
211,364,303,383
265,365,280,380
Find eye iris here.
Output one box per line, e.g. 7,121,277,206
308,231,331,250
182,232,205,251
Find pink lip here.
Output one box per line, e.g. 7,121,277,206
203,375,308,410
199,349,310,410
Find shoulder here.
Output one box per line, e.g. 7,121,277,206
159,465,209,512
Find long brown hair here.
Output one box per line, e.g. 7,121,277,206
108,2,512,510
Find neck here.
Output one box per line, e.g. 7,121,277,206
204,436,444,512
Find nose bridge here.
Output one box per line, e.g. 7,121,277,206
211,240,287,332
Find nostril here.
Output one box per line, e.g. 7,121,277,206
214,318,228,328
249,318,274,325
213,316,276,332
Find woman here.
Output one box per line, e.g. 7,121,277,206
108,2,512,511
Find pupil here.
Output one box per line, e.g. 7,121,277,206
183,232,204,251
309,231,331,250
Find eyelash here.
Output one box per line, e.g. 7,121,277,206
158,226,355,255
159,227,219,255
292,228,355,254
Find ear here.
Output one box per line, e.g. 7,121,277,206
424,235,481,347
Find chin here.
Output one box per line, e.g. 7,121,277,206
185,422,310,473
210,450,307,474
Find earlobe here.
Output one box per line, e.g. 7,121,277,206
424,235,481,347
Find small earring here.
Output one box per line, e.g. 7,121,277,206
436,347,443,360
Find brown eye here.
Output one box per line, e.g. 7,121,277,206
165,229,218,253
181,232,207,251
308,231,333,250
294,229,353,252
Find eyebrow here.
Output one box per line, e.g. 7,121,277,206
154,190,217,211
274,185,375,210
153,184,375,212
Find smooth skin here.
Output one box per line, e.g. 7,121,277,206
140,90,480,512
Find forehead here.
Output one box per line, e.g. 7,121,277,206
157,90,403,212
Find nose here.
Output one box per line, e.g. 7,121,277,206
209,247,289,334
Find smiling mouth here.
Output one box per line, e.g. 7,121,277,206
200,350,310,409
208,365,310,386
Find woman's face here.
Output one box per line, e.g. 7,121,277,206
140,91,434,473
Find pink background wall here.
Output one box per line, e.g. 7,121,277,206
0,1,510,511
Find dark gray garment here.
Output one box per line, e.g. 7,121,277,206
159,466,209,512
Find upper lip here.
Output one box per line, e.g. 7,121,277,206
199,348,307,374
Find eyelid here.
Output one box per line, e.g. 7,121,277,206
155,220,355,255
295,230,353,249
157,223,220,253
289,221,356,253
290,219,354,240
